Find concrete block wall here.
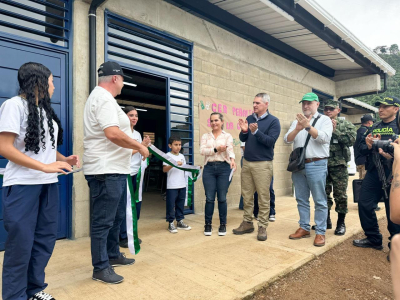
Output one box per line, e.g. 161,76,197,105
192,45,312,213
71,0,340,235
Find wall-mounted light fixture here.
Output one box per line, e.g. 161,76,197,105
124,82,137,87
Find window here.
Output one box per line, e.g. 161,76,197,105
0,0,70,47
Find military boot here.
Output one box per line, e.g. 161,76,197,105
334,213,346,236
327,210,332,229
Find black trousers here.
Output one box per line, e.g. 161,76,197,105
359,167,400,248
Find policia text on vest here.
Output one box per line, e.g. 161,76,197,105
354,96,400,250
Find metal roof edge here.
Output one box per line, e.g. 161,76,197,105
342,97,379,113
295,0,396,76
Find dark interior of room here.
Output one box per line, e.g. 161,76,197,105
117,69,168,217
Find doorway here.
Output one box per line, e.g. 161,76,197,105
117,70,168,221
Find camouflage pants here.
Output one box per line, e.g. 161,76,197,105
325,165,348,214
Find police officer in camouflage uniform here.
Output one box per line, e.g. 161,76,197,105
323,100,356,235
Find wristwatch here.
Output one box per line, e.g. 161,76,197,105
305,126,311,132
214,148,218,153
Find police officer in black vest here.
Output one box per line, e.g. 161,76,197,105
354,96,400,253
354,114,374,180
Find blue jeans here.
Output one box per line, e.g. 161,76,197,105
85,174,127,272
292,159,328,235
2,184,59,300
120,174,142,240
203,161,231,224
166,187,186,223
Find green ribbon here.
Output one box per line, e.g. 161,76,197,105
127,174,140,254
148,145,200,180
187,176,194,207
133,158,149,203
148,145,201,207
133,168,142,204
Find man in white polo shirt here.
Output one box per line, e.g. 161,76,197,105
83,61,149,284
284,92,332,247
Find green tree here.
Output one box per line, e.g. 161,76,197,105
357,50,400,107
390,44,399,55
380,46,388,54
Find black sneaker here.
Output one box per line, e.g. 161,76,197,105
177,220,191,230
92,266,124,284
29,291,55,300
109,253,135,267
218,224,226,236
204,223,212,236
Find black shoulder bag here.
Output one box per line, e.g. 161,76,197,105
287,115,321,173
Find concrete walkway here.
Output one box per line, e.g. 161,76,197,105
0,189,385,300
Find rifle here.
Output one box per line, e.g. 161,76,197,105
372,111,400,200
373,152,390,200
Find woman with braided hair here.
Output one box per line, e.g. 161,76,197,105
0,62,80,300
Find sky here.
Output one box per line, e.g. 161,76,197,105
314,0,400,50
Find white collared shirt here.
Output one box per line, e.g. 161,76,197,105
83,86,132,175
284,111,333,159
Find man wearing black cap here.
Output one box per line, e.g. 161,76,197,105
354,96,400,253
83,61,149,284
354,114,374,180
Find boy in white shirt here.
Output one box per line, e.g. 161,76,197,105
163,136,191,233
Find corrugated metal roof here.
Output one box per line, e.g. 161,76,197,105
342,98,379,113
208,0,395,76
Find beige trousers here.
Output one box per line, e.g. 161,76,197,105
357,165,367,180
241,159,273,228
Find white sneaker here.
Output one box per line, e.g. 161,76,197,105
269,215,276,222
168,222,178,233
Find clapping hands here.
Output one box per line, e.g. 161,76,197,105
296,114,311,129
238,119,248,132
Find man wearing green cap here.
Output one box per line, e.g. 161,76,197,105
284,92,333,247
318,100,356,236
354,96,400,253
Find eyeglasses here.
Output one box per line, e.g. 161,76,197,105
324,107,335,111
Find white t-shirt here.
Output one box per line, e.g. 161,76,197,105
240,141,245,157
130,130,142,176
0,96,59,186
163,152,187,189
83,86,132,175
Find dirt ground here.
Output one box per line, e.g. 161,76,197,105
252,218,394,300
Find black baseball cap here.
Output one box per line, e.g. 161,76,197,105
361,114,374,123
97,61,131,79
374,96,400,107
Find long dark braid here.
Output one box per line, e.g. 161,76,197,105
18,62,63,154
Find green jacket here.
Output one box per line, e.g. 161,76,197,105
328,117,357,167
